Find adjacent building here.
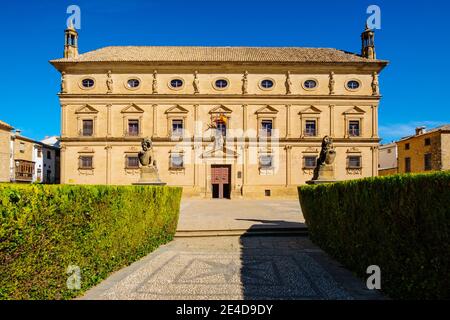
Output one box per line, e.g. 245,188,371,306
0,122,60,183
397,125,450,174
50,25,388,198
378,142,398,176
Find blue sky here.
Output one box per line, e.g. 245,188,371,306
0,0,449,143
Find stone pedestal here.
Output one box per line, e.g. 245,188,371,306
133,166,166,186
306,164,337,185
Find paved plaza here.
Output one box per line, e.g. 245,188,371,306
81,200,383,300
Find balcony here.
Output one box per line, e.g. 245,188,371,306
14,160,35,182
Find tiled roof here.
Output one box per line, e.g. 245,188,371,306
0,120,13,130
398,124,450,141
51,46,386,63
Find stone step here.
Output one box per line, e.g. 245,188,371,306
175,227,308,238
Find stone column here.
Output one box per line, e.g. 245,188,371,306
105,145,112,185
242,104,248,133
372,105,378,138
193,104,199,138
61,104,67,136
329,104,335,137
285,145,292,186
152,104,158,138
285,104,291,138
106,104,112,137
372,146,379,177
60,145,66,184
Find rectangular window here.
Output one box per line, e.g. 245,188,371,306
37,148,42,157
19,142,25,153
424,153,432,171
172,119,184,137
82,120,93,136
170,153,184,169
405,157,411,173
405,143,410,150
304,120,317,137
79,156,93,169
348,120,360,137
347,156,362,169
424,138,431,146
261,120,273,137
126,156,140,169
47,150,51,159
128,120,140,136
216,121,226,137
259,155,273,168
303,156,317,169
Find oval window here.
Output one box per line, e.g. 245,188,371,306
304,79,317,89
127,79,140,88
261,79,274,89
81,78,95,88
170,79,184,88
347,80,360,90
215,79,228,89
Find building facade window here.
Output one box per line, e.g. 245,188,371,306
170,79,184,89
82,119,94,136
125,155,140,169
347,155,362,169
170,153,184,169
346,80,360,90
81,78,95,88
214,79,228,89
405,157,411,173
127,79,140,88
304,79,317,89
37,148,42,157
303,156,317,169
405,143,410,150
171,119,184,137
425,138,431,146
260,119,273,137
260,79,274,89
259,155,273,169
127,119,140,136
47,150,51,159
348,120,361,137
19,142,25,153
79,156,93,169
424,153,432,171
216,120,227,137
305,120,317,136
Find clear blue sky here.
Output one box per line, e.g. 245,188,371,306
0,0,449,143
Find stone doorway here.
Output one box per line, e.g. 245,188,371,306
211,164,231,199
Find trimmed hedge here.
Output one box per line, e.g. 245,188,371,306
0,184,182,300
298,172,450,299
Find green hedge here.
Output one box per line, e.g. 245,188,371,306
298,172,450,299
0,184,182,300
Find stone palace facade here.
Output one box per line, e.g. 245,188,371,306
50,25,388,198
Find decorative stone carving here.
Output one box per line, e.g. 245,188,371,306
285,71,292,95
61,71,67,94
242,71,248,94
134,137,165,185
193,70,200,94
152,70,158,94
328,71,335,95
372,71,379,96
106,70,113,94
307,136,337,184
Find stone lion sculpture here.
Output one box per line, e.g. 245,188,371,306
138,137,156,167
312,135,336,181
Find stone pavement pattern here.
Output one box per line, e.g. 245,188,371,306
81,200,382,300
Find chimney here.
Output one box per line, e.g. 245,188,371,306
15,129,21,136
415,126,426,135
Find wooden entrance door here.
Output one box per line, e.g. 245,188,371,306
211,165,230,199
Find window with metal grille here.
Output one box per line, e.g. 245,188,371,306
348,120,360,137
303,156,317,169
128,119,139,136
79,156,93,169
259,155,273,168
126,156,139,169
305,120,317,136
347,156,361,169
170,154,184,169
261,120,273,136
172,119,184,136
82,120,93,136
